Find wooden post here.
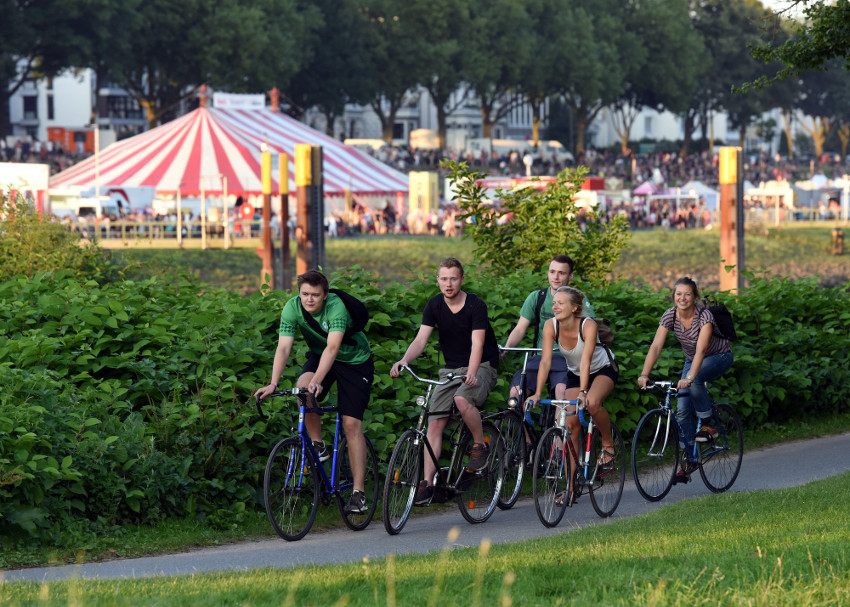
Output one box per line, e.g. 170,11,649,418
295,144,311,275
719,147,745,292
258,144,274,287
279,153,291,291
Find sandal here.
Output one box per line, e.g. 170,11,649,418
597,448,616,469
554,486,578,507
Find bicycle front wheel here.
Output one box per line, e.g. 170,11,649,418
631,409,678,502
456,421,503,524
335,435,379,531
264,436,320,541
698,403,744,493
532,427,570,528
496,409,525,510
382,429,422,535
588,421,626,518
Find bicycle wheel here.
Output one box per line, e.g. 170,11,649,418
335,435,379,531
264,436,320,541
456,421,503,524
382,429,422,535
631,409,678,502
496,410,525,510
698,403,744,493
588,421,626,518
532,427,570,528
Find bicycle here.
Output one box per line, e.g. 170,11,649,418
256,387,379,541
489,346,557,510
531,397,626,527
382,365,506,535
631,380,744,502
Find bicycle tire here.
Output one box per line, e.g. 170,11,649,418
631,409,678,502
532,426,571,527
264,436,320,541
588,421,626,518
382,429,422,535
456,421,503,524
496,409,526,510
335,435,379,531
698,403,744,493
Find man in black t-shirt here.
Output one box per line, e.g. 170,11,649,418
390,258,499,506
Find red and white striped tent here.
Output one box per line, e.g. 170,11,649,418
49,107,408,197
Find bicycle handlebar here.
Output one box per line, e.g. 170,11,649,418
399,364,466,386
529,398,589,426
255,387,313,420
642,380,680,394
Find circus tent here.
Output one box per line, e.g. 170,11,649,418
49,107,408,197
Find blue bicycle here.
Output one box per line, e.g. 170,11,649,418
631,380,743,501
256,387,379,541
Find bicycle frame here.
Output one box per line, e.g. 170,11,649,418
257,388,350,498
643,381,729,462
538,398,600,483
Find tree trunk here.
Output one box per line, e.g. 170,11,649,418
680,110,696,156
782,110,794,160
838,123,849,161
481,106,492,139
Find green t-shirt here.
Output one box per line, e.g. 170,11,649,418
279,293,372,364
519,288,595,348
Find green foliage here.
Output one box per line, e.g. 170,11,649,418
1,259,848,548
0,194,115,282
445,160,631,283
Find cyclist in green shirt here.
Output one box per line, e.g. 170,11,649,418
255,270,374,514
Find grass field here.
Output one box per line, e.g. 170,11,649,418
109,224,850,293
3,472,848,606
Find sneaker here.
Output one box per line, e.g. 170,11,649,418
466,442,490,472
414,480,433,506
674,454,699,484
313,440,330,462
344,490,368,514
695,425,718,443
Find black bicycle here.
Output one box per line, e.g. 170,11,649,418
631,380,744,501
256,387,379,541
490,346,557,510
382,365,506,535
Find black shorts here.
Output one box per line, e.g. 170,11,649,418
301,353,374,421
565,364,619,389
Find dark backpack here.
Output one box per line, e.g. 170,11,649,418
301,288,369,346
531,288,549,347
700,297,737,341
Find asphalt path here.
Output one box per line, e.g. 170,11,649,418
3,432,849,583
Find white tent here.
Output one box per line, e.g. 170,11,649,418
680,180,719,210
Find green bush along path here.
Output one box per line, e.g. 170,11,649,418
1,259,849,563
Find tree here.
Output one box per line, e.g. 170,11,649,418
284,0,372,133
556,0,638,154
359,0,428,142
113,0,319,129
462,0,531,140
748,0,850,89
413,0,473,149
609,0,703,153
444,161,631,283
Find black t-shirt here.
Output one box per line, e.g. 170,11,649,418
422,292,500,369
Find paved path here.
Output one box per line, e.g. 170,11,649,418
3,432,849,583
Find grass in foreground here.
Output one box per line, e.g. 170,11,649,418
3,473,848,606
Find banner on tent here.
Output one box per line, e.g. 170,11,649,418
213,93,265,109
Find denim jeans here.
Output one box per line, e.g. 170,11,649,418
676,351,734,449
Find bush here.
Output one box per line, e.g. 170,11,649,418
0,194,116,282
0,264,847,545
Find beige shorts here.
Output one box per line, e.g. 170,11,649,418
429,361,498,419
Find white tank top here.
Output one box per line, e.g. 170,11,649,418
554,317,610,374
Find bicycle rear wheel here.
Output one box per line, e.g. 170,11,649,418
631,409,678,502
698,403,743,493
335,435,379,531
382,429,422,535
532,427,570,528
496,409,525,510
264,436,320,541
588,421,626,518
456,421,503,524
